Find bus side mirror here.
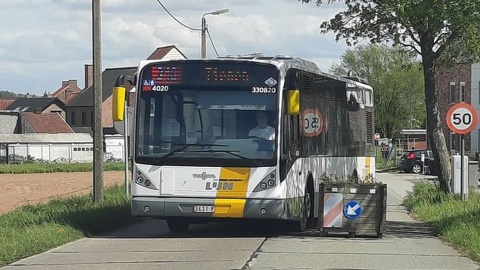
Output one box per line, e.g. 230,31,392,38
113,86,126,121
287,89,300,115
347,93,360,111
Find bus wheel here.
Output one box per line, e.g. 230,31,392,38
290,188,310,232
166,218,189,233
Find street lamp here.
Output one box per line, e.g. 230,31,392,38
201,8,229,58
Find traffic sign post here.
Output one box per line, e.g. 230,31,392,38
343,200,363,220
446,102,478,201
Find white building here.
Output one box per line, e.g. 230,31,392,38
0,133,93,163
471,63,480,153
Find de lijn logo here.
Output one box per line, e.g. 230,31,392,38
343,200,363,220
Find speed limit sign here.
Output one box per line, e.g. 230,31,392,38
446,102,478,134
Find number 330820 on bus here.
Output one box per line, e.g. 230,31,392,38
252,87,276,93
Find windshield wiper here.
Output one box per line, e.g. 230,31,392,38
153,143,227,162
190,149,263,166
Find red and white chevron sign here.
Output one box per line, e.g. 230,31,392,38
323,193,343,228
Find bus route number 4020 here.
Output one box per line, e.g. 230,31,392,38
152,85,169,92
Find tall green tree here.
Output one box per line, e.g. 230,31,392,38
330,44,425,139
298,0,480,193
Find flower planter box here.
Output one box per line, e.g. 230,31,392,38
318,182,387,238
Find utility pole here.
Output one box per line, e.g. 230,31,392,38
201,16,207,58
200,9,229,58
92,0,103,204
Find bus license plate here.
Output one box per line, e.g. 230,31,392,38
193,205,215,213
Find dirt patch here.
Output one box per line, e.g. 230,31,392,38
0,171,125,214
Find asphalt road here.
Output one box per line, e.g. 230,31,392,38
2,172,479,270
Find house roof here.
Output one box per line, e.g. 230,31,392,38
0,133,92,144
146,45,187,60
72,126,93,135
67,67,137,107
51,80,81,104
23,112,73,133
0,99,15,110
6,97,65,112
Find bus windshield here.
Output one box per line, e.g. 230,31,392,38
135,61,279,167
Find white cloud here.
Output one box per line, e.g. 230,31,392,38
0,0,352,94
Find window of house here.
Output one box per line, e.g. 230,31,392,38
449,82,456,103
90,111,94,126
82,111,87,125
460,82,465,102
71,111,76,125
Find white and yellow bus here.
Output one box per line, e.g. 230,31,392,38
113,55,375,232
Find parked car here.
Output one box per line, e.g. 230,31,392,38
399,149,434,174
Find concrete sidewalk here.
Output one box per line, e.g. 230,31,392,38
248,172,480,270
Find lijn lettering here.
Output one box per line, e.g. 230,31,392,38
206,181,234,191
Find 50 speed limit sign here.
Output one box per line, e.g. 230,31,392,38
446,103,478,134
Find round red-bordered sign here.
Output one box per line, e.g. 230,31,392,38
446,102,478,135
302,109,323,137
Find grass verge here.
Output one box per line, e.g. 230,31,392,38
0,162,125,174
0,184,134,267
404,183,480,262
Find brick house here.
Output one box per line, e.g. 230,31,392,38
22,112,73,133
49,79,82,104
6,97,66,118
65,67,137,132
436,62,480,153
65,45,188,134
146,44,187,60
0,99,14,110
0,110,73,135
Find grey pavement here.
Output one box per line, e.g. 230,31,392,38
2,172,480,270
246,172,480,270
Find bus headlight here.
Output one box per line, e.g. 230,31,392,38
134,168,158,190
253,171,277,192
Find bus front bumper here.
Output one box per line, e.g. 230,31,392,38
131,196,288,220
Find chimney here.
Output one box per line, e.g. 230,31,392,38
65,79,78,100
68,79,78,89
85,64,94,89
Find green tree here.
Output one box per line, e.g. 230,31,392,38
0,90,19,99
298,0,480,193
330,44,425,139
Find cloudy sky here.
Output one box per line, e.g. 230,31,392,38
0,0,350,96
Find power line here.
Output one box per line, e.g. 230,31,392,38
206,29,220,57
155,0,201,31
155,0,222,57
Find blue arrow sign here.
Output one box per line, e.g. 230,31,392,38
343,200,362,219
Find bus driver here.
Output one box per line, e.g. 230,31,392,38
248,111,275,140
